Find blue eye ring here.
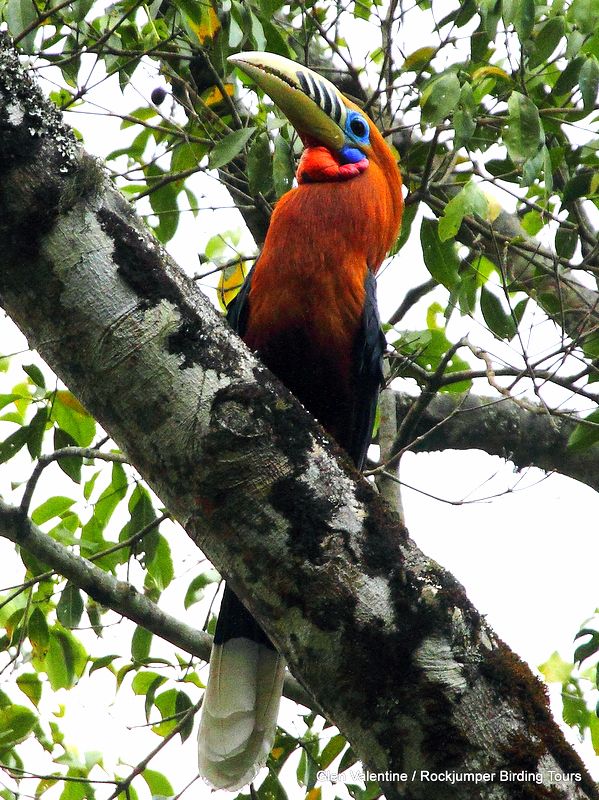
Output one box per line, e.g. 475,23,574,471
345,110,370,144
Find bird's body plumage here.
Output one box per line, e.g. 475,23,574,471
198,53,403,791
230,121,402,464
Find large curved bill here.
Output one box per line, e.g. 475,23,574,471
228,51,347,151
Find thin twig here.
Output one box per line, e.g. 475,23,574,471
20,447,128,517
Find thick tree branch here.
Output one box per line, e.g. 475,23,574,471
0,500,311,707
1,36,597,799
393,390,599,493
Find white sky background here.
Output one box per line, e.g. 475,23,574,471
2,1,599,797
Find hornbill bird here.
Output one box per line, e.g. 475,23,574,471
197,51,404,790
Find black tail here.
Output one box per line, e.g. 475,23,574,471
197,586,285,790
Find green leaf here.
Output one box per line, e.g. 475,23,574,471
131,626,152,662
568,409,599,450
145,534,174,592
121,106,158,129
508,0,535,42
438,179,488,241
171,141,207,174
175,690,194,742
353,0,370,21
0,705,37,753
574,628,599,663
403,46,436,71
247,132,273,197
249,10,266,50
146,164,180,244
420,218,460,290
543,145,554,196
262,17,293,57
70,0,94,22
16,673,42,707
228,12,244,48
142,769,173,798
480,286,517,340
0,393,20,412
553,57,584,96
56,583,84,630
268,732,298,775
27,407,48,459
338,746,358,772
135,672,167,721
420,72,461,126
319,734,346,769
389,201,418,256
555,222,578,259
297,747,318,789
454,83,476,149
562,170,597,202
83,470,100,501
27,607,49,658
184,571,220,609
89,654,120,676
209,128,256,169
151,688,178,737
471,4,500,62
51,392,95,448
258,771,289,800
44,628,87,690
119,484,158,567
588,714,599,755
538,652,573,683
504,91,543,163
23,364,45,388
521,210,544,236
132,670,166,695
273,135,295,197
94,462,128,529
395,326,472,391
580,56,599,111
4,0,38,52
529,16,565,68
568,0,599,35
32,496,75,526
0,425,30,465
54,428,82,483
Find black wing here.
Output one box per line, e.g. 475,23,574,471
226,264,255,336
349,270,386,470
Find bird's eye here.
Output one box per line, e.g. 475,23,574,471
349,117,368,139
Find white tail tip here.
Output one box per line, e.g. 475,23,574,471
198,638,286,791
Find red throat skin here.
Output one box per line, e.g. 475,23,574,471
297,143,369,183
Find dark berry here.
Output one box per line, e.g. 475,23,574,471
151,87,167,106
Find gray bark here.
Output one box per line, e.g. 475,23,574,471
393,391,599,493
1,35,597,799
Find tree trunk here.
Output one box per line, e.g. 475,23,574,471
0,35,597,800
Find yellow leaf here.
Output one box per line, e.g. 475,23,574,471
483,191,502,222
203,83,234,108
187,6,220,44
403,46,436,71
217,259,249,311
55,390,89,417
426,302,444,331
306,789,321,800
472,66,510,83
